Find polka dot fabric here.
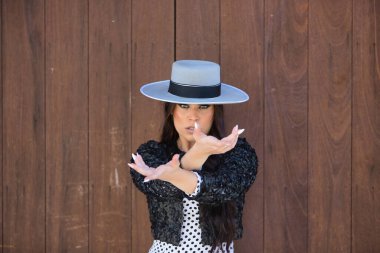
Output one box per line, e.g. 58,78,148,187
148,172,234,253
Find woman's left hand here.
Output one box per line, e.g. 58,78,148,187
128,153,181,182
192,123,244,156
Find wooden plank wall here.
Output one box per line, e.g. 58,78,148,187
265,0,308,252
3,1,45,252
1,0,379,253
309,1,352,252
131,1,174,252
352,1,380,253
89,0,131,252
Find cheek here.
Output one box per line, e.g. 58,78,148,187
203,111,214,131
172,110,184,129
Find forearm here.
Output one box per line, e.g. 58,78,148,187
180,144,209,171
165,169,198,195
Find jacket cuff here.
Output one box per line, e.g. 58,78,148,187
187,172,202,197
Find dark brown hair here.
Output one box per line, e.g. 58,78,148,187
160,102,235,252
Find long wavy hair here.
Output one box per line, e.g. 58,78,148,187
160,102,236,252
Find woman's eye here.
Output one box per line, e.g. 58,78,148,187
178,104,189,109
199,105,210,110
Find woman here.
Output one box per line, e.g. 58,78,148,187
128,60,258,253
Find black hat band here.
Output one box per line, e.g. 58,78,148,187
168,80,221,98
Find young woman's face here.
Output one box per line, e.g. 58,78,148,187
173,104,214,146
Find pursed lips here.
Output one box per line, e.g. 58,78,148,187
185,126,195,133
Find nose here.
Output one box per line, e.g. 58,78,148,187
187,107,200,121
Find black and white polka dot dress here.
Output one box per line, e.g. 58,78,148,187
148,172,234,253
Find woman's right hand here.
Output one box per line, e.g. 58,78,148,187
129,153,198,194
129,153,181,183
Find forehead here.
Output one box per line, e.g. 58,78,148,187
172,103,215,112
176,104,213,108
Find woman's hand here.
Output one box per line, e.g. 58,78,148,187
128,153,198,194
193,123,244,156
180,123,245,171
128,153,181,183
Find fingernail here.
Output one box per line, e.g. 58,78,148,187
194,122,199,129
132,153,137,161
143,178,150,183
238,129,245,134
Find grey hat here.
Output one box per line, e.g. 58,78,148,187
140,60,249,104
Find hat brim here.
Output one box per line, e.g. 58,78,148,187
140,80,249,104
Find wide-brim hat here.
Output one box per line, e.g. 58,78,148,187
140,60,249,104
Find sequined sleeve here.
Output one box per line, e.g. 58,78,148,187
190,138,258,204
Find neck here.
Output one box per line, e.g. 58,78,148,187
177,138,194,152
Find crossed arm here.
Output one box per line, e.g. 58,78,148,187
128,123,244,195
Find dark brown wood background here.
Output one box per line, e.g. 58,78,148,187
1,0,379,252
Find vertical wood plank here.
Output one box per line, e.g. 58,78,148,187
176,0,219,61
265,0,309,252
309,1,352,252
89,0,132,252
46,0,89,252
220,0,264,251
2,0,45,252
352,1,380,252
131,1,174,252
0,0,3,252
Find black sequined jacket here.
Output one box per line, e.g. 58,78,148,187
130,137,258,246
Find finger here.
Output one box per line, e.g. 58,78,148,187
132,153,144,168
133,153,143,167
170,154,180,167
132,153,144,167
128,163,147,176
229,132,239,148
221,132,235,143
144,168,162,182
229,125,240,144
238,129,245,135
135,153,144,164
232,128,239,143
225,125,238,138
135,153,148,168
193,126,202,140
193,122,205,140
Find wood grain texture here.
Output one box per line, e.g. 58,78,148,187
89,0,132,252
176,0,219,61
1,1,380,252
45,0,89,252
0,0,3,252
309,1,352,252
131,1,174,252
220,0,264,252
265,0,309,252
2,0,45,252
352,1,380,252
